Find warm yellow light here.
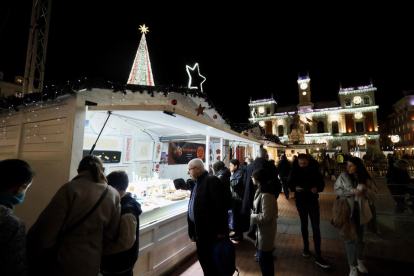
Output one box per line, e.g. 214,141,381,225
348,129,352,133
139,24,149,34
369,128,373,131
259,121,265,127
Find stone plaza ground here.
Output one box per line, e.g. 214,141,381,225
167,177,414,276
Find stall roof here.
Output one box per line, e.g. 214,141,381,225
88,105,262,145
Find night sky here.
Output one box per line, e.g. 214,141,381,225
1,1,413,125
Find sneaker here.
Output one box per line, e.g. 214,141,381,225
357,259,368,273
315,256,330,269
349,266,358,276
254,253,258,262
302,249,310,258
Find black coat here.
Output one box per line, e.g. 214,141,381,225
216,168,233,211
386,167,411,194
188,171,230,241
241,158,281,215
287,158,325,206
277,159,291,178
230,169,244,202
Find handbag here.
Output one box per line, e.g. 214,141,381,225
28,185,109,275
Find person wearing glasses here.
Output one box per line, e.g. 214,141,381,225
187,158,231,275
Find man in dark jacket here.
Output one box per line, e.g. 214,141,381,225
277,154,291,199
242,148,281,239
229,159,244,242
187,158,230,275
101,171,142,276
288,154,329,269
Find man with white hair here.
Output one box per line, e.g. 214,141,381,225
187,158,231,275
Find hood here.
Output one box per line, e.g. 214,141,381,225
122,192,142,216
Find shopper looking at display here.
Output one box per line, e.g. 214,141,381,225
101,170,142,276
27,155,121,276
187,158,230,275
0,159,35,275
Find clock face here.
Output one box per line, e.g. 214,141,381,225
90,112,115,135
300,82,308,90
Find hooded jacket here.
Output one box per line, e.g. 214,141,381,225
101,192,142,274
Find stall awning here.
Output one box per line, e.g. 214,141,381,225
88,105,262,145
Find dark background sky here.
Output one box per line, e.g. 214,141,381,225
1,1,413,125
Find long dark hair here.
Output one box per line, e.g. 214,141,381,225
252,168,274,194
78,155,107,183
347,157,373,185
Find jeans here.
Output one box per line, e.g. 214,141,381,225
344,202,365,266
296,204,322,256
280,176,290,198
256,248,274,276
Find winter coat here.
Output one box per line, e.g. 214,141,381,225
101,193,142,274
277,159,291,178
287,159,325,206
187,171,230,242
216,168,233,211
230,169,244,202
334,172,377,225
27,171,121,276
241,158,281,215
330,198,357,240
251,189,278,252
0,205,27,276
386,167,411,194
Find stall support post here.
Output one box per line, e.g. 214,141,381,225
206,135,210,170
220,138,225,166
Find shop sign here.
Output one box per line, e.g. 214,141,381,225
391,135,400,143
168,142,206,165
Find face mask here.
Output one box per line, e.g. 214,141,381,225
13,193,26,204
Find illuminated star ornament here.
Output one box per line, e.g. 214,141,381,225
139,24,149,34
186,63,206,92
195,104,206,116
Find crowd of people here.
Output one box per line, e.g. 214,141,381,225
0,148,385,276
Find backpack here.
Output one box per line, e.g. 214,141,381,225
213,238,239,276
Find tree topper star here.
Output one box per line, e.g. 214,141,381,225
186,63,206,92
195,104,206,116
139,24,149,34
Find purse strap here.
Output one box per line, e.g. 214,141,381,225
58,185,109,240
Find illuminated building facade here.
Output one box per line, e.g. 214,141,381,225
248,74,380,153
379,90,414,156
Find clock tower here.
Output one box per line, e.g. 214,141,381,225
297,75,313,111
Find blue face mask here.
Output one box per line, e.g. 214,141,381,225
0,193,26,210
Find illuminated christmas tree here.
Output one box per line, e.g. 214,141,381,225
127,24,155,86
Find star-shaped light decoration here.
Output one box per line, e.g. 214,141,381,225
186,63,206,92
195,104,206,116
139,24,149,34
